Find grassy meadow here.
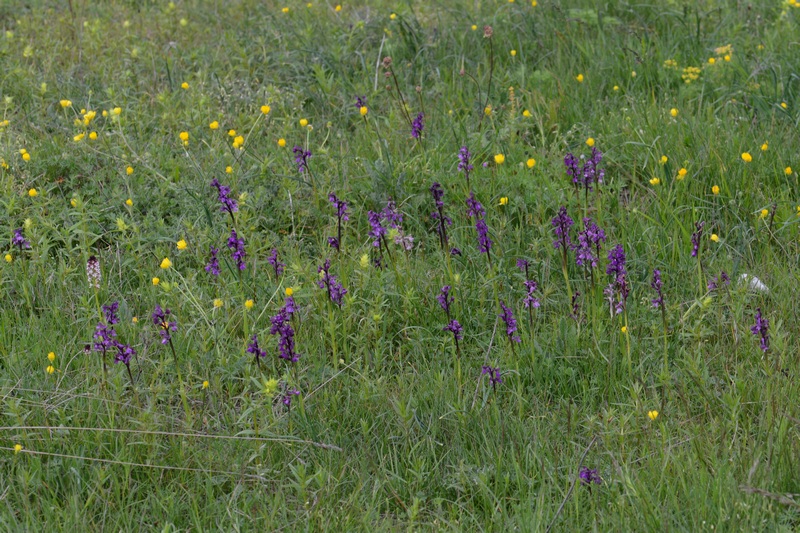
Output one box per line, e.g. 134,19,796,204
2,0,800,529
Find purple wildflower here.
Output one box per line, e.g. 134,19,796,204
466,192,485,219
12,228,30,251
579,467,602,486
270,298,300,363
475,219,492,255
564,153,582,187
227,229,246,271
583,147,605,189
102,301,120,325
450,247,462,256
205,246,220,276
518,259,540,309
368,211,387,248
751,308,770,353
651,269,664,309
605,245,629,315
443,319,463,341
93,322,117,353
551,206,574,250
247,334,267,363
328,192,349,251
113,343,136,366
317,259,347,307
481,365,503,387
499,300,521,344
267,248,285,278
458,146,473,184
411,112,424,139
707,271,730,291
210,179,238,216
574,218,606,268
691,221,704,258
437,285,454,316
292,145,311,173
152,304,177,345
382,200,403,229
354,96,366,109
282,388,300,407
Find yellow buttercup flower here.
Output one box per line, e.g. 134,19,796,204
126,198,133,206
670,108,678,117
647,410,659,421
741,152,752,163
390,13,396,20
228,129,236,137
494,153,505,165
73,133,85,142
28,188,38,197
126,166,134,175
760,209,768,219
160,257,172,269
179,131,189,144
22,152,30,161
209,121,219,130
4,254,11,263
152,277,160,286
359,106,368,116
335,4,342,11
576,73,584,83
677,168,687,180
285,287,294,296
499,197,508,206
621,326,628,334
785,167,793,176
299,118,308,127
181,82,189,90
649,177,661,186
245,299,254,310
60,99,72,108
510,49,517,57
226,166,233,174
278,138,286,147
586,137,595,147
484,105,492,116
761,142,768,152
112,107,122,115
780,102,787,109
46,365,55,374
14,444,22,454
613,85,619,91
176,239,187,250
48,351,56,362
631,70,636,78
660,155,668,165
527,158,536,168
213,298,224,308
202,380,209,389
89,131,97,140
710,234,719,242
712,185,720,195
471,25,477,31
522,109,531,117
282,7,289,13
708,57,716,65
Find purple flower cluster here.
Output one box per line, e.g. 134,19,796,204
437,285,454,315
270,297,300,363
499,300,521,344
151,304,177,345
443,320,463,341
430,182,453,251
691,221,704,258
574,218,606,268
328,192,350,251
751,308,770,353
458,146,473,184
579,467,602,486
205,246,220,276
605,245,629,315
247,334,267,361
368,211,387,249
466,193,492,257
317,259,347,307
707,271,730,291
411,112,424,139
481,366,503,387
650,269,664,309
92,300,136,371
292,145,312,173
114,343,136,366
354,96,366,109
267,248,285,278
282,388,300,407
466,192,485,219
103,301,120,325
227,229,246,271
564,147,605,191
551,206,574,250
210,178,238,215
517,259,540,309
12,228,30,251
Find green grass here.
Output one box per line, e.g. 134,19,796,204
1,0,800,529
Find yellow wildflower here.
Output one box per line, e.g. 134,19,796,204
213,298,224,308
152,277,160,286
527,158,536,168
677,168,687,180
209,121,219,130
245,299,254,310
28,188,38,197
176,239,187,250
126,166,134,175
261,105,271,114
670,108,678,117
160,257,172,269
647,410,659,421
181,82,189,90
576,73,584,83
494,153,505,165
586,137,595,147
741,152,752,163
712,185,720,195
